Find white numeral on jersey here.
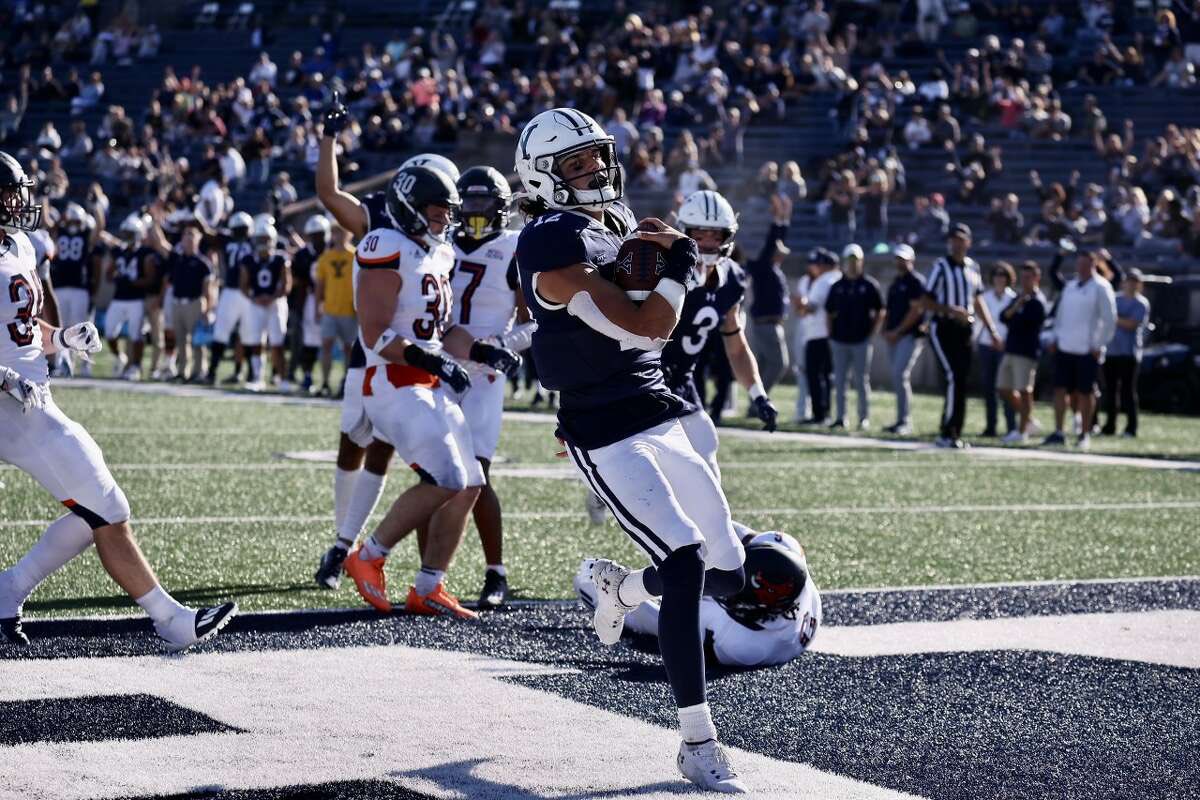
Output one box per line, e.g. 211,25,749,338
681,306,720,356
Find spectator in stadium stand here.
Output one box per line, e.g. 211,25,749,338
744,194,793,395
907,194,950,253
995,262,1049,444
912,223,1003,449
161,222,215,383
976,262,1017,438
881,244,926,436
797,248,841,425
1101,268,1150,437
1043,250,1117,450
824,244,884,431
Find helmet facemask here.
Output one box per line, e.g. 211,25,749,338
541,140,624,211
460,194,507,239
686,226,735,267
0,180,41,234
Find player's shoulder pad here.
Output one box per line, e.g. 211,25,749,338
724,258,747,285
356,227,409,270
608,201,637,234
516,211,589,274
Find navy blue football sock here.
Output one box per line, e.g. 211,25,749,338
656,544,706,709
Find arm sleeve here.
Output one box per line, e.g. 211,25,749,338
505,255,519,290
924,263,943,301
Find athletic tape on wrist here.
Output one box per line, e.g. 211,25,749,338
653,278,686,315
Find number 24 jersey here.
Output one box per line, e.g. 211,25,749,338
354,228,455,369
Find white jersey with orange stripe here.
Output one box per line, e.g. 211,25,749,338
353,227,455,369
0,232,49,383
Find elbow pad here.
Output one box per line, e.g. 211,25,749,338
566,291,667,352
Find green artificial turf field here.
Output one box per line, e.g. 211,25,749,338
2,380,1198,617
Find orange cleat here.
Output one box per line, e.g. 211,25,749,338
405,584,479,620
342,547,392,613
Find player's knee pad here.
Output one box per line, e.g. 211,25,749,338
704,565,746,599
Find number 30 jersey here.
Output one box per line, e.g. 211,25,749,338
659,257,747,404
354,227,454,369
0,232,48,383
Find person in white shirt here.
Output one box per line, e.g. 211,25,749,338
248,52,278,87
196,176,230,230
790,255,820,422
796,248,841,424
218,143,246,191
676,160,716,197
1043,251,1116,449
976,262,1017,437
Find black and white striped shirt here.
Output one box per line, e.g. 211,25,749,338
925,255,982,312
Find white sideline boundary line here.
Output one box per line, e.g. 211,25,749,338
21,575,1200,624
3,500,1199,529
56,379,1200,472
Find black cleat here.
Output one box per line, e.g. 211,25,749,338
1,615,29,645
478,569,509,610
315,546,348,590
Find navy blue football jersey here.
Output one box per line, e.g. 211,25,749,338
112,246,157,301
220,237,253,288
363,191,389,233
240,253,289,298
52,231,91,289
660,259,747,400
516,203,692,449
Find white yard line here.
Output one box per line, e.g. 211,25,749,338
3,500,1197,529
58,378,1200,472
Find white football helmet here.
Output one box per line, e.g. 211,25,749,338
677,190,738,266
304,214,332,236
118,212,146,243
63,202,90,231
515,108,624,211
399,153,461,183
228,211,254,238
251,215,277,256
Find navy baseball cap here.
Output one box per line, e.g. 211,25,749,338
949,222,973,239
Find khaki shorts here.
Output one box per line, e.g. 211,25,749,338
997,353,1038,392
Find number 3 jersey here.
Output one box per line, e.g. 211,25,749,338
0,232,48,383
659,257,747,405
354,227,454,369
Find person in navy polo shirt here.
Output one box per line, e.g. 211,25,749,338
997,261,1048,443
825,243,884,430
162,223,214,382
881,243,925,435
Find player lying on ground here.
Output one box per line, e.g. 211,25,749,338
515,107,749,793
575,524,820,668
339,165,521,620
0,152,237,650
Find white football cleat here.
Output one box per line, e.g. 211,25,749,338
155,602,238,653
1002,429,1027,444
111,353,128,378
678,740,748,794
573,558,598,610
122,364,142,382
589,558,635,646
584,491,607,525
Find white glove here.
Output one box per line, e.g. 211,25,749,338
52,322,103,361
498,321,538,352
1,366,45,414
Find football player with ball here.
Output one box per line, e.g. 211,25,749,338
514,108,750,793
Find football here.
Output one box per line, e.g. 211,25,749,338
613,230,668,300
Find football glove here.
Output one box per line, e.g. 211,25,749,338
52,322,103,361
403,344,471,393
662,237,702,291
751,394,778,433
0,366,44,414
469,340,523,379
498,321,538,352
322,92,350,136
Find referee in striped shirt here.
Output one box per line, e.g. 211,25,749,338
913,223,1002,448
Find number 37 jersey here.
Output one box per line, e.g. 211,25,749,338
450,229,520,341
0,232,48,383
354,228,455,368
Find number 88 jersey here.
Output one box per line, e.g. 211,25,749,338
659,258,747,403
354,227,455,369
0,232,47,383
